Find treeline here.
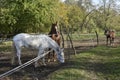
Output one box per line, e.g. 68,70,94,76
0,0,120,35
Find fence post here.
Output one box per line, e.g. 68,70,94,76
95,30,99,45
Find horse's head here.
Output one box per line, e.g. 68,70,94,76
49,22,59,35
104,29,110,35
57,48,65,63
52,22,58,31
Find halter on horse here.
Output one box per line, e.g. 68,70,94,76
12,33,64,67
104,29,115,45
48,22,61,62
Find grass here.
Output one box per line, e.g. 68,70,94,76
48,46,120,80
0,41,120,80
0,41,12,52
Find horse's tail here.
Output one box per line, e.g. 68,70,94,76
11,41,16,65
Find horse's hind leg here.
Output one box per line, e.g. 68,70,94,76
110,38,112,45
11,42,16,65
15,46,22,65
110,37,114,46
11,42,22,65
53,51,56,62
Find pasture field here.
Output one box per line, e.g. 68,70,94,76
48,46,120,80
0,35,120,80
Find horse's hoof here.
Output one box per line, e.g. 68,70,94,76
35,65,38,68
11,63,15,66
43,64,46,66
53,59,56,62
35,63,39,68
48,59,51,62
19,63,22,65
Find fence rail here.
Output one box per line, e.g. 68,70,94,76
0,38,12,43
0,50,52,79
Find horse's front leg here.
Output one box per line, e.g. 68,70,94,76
111,38,114,46
112,38,114,45
106,37,109,45
42,57,46,66
35,49,46,67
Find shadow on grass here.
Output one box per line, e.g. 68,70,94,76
66,60,120,75
62,46,120,79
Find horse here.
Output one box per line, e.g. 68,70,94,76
48,22,61,62
104,29,115,46
11,33,64,67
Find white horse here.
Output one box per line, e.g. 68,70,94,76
12,33,64,67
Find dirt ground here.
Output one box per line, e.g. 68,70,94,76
0,37,120,80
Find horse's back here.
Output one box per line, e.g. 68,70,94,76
13,33,30,41
13,33,56,48
110,31,115,38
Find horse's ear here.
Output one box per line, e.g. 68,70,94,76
56,21,58,25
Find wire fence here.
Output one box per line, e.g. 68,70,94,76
0,33,120,79
0,49,53,79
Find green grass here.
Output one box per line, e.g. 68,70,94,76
0,41,12,52
0,41,120,80
48,46,120,80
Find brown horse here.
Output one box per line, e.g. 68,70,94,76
104,29,115,45
48,22,61,62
